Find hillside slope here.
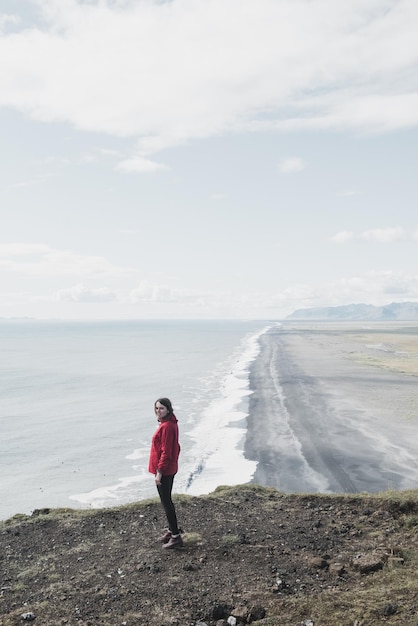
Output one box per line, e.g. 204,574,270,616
286,302,418,321
1,485,418,625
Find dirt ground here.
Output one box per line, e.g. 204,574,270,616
2,485,418,626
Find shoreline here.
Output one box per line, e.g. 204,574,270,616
245,321,418,494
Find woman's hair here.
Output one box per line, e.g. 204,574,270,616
154,397,174,415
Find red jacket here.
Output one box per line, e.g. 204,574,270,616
148,414,180,476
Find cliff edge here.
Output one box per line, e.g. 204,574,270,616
1,485,418,625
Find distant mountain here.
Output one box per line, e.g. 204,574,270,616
286,302,418,321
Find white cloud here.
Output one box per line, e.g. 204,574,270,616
272,270,418,316
54,283,117,302
0,290,33,309
278,157,305,174
80,148,122,163
127,272,418,317
272,93,418,134
0,14,19,31
0,0,418,155
117,156,168,173
360,227,406,242
4,268,418,320
332,226,408,243
128,281,221,308
331,230,355,243
10,173,56,189
335,270,418,302
0,243,133,277
129,281,183,304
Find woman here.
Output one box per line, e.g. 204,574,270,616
148,397,183,549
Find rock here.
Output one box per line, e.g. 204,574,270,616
307,556,328,569
248,605,266,622
352,554,384,574
184,563,196,571
31,508,50,517
212,603,230,620
231,605,248,620
329,562,345,576
21,613,36,622
227,617,237,626
380,603,397,616
272,575,286,592
387,556,405,567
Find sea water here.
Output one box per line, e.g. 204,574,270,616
0,319,274,520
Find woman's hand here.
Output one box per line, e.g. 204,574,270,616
155,470,162,486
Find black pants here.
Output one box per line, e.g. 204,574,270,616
156,474,179,535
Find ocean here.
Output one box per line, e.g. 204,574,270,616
0,319,274,520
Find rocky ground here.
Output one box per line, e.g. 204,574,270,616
2,485,418,626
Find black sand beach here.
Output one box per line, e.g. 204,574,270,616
246,322,418,494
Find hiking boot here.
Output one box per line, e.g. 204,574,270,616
158,530,172,543
162,534,183,549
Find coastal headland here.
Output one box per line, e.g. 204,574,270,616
3,322,418,625
246,321,418,494
2,485,418,625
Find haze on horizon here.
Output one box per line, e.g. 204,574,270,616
1,0,418,320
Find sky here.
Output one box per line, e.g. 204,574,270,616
1,0,418,320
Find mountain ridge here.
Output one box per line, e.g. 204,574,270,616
286,301,418,321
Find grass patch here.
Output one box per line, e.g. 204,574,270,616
403,514,418,528
183,531,203,546
221,533,241,546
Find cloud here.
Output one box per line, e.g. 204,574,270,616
117,156,168,173
9,173,56,189
331,230,355,243
278,157,305,174
0,14,19,31
271,93,418,134
128,281,219,309
54,283,117,302
129,281,185,304
0,243,133,277
80,147,122,163
360,227,406,242
332,226,408,243
1,0,418,155
271,270,418,317
335,270,418,302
